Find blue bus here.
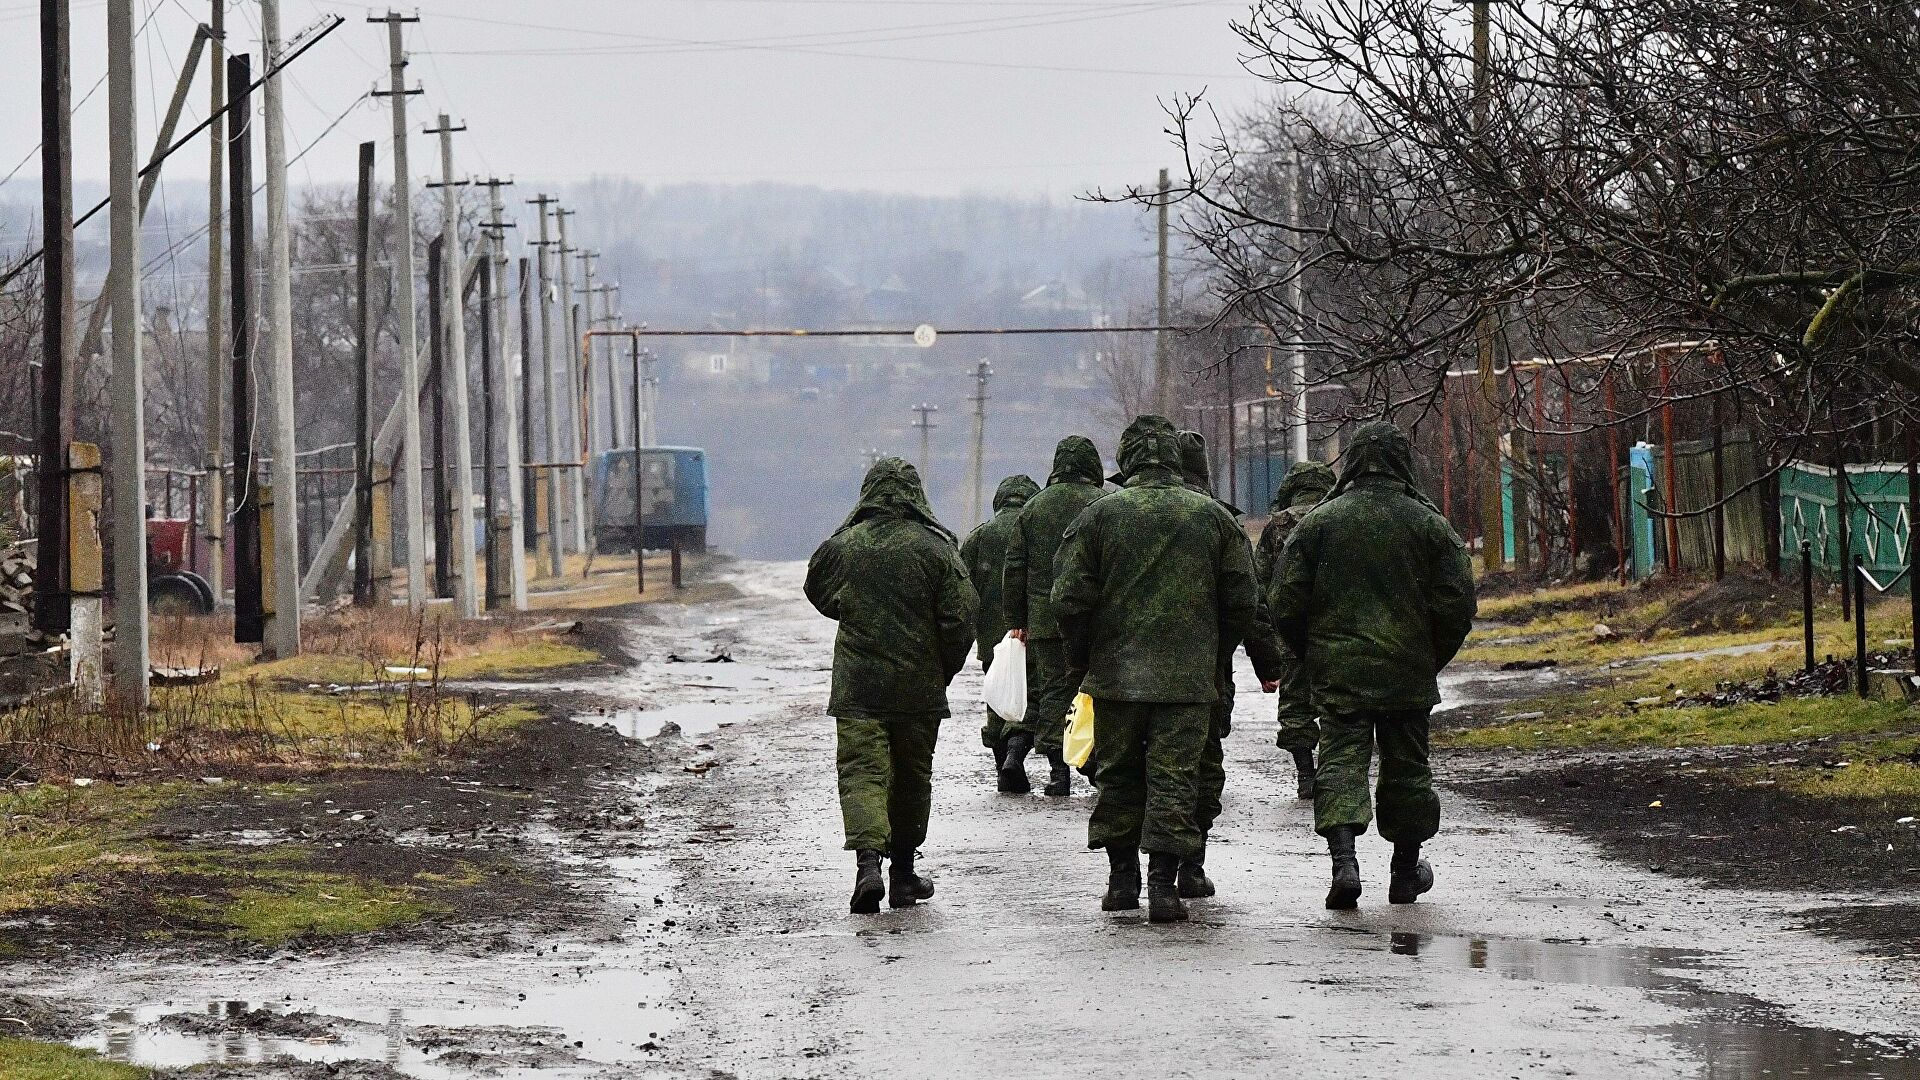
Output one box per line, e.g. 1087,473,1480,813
592,446,709,553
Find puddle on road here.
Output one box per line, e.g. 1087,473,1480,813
73,847,686,1079
580,701,764,740
1380,932,1918,1078
1435,667,1563,712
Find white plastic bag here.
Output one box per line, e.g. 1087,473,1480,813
982,633,1028,724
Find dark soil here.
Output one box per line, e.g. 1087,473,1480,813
1639,573,1799,637
0,991,91,1040
0,695,654,962
1447,747,1920,957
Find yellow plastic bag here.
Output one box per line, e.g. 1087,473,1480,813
1061,693,1095,769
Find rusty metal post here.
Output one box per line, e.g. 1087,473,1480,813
1801,539,1815,674
1657,349,1679,574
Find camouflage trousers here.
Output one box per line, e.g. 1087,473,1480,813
835,716,941,853
1272,654,1319,753
1007,638,1076,754
1195,696,1232,841
1086,699,1210,861
1313,709,1439,845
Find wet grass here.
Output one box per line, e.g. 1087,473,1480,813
1746,736,1920,800
1445,693,1915,751
0,778,509,949
160,872,435,946
0,1040,150,1080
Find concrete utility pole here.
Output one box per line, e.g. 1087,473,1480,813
968,360,992,529
1154,167,1173,416
641,346,659,447
911,403,939,478
1288,149,1310,465
370,11,428,608
574,250,600,453
603,284,627,446
1471,0,1504,572
586,282,620,451
480,177,526,609
528,194,565,576
203,0,225,607
261,0,301,657
555,207,588,555
352,141,377,606
426,114,479,617
107,0,149,708
35,0,75,636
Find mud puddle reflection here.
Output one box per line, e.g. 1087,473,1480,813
1381,932,1917,1077
73,845,685,1078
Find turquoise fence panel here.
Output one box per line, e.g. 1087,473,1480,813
1778,462,1912,589
1628,444,1656,579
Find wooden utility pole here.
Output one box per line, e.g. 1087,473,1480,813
352,141,377,606
426,114,479,617
1154,167,1172,416
426,236,451,598
229,53,262,644
35,0,74,636
203,0,226,607
968,360,991,529
528,194,565,576
480,178,527,609
370,11,427,610
107,0,149,708
1471,0,1504,573
912,403,939,477
476,245,500,609
261,0,300,657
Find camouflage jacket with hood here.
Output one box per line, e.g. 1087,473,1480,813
1267,422,1477,713
1253,460,1337,589
1002,435,1106,641
1051,416,1260,704
805,457,979,720
959,474,1040,663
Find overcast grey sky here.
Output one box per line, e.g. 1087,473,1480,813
1,0,1267,198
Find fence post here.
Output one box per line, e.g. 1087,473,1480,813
1801,539,1815,675
1854,555,1869,699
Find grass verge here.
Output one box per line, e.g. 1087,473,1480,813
0,1040,150,1080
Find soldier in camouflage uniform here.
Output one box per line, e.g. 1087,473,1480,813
1269,422,1475,910
1175,430,1282,901
805,458,978,914
1252,460,1338,800
1001,435,1106,797
960,474,1041,771
1053,416,1259,923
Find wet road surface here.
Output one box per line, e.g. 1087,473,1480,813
34,561,1920,1078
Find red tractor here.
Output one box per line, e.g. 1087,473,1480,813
146,516,215,615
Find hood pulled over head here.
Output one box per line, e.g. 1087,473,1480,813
1328,421,1435,509
1270,460,1337,512
835,456,956,544
1113,414,1183,485
1047,435,1105,487
992,474,1040,513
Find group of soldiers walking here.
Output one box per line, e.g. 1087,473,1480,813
804,413,1476,922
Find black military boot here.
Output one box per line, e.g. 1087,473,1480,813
1388,843,1435,905
1177,847,1215,899
850,850,886,914
888,848,936,908
1147,852,1189,923
1101,847,1141,911
990,740,1007,773
1324,825,1362,910
1043,748,1071,797
1291,748,1316,801
998,732,1034,794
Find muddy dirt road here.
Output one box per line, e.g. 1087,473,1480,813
31,562,1920,1078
